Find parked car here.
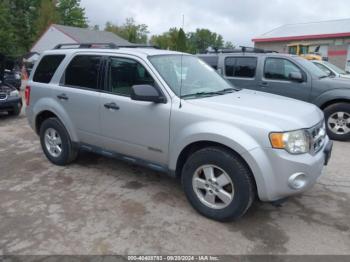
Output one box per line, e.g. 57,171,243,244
4,69,22,90
311,60,350,79
199,52,350,141
26,44,332,221
0,82,22,116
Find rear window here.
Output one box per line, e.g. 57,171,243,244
225,57,257,78
63,55,102,89
33,55,65,83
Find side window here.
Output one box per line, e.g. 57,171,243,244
108,57,155,96
225,57,257,78
264,58,302,81
33,55,65,83
314,63,332,75
64,55,102,89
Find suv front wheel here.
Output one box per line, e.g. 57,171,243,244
324,103,350,141
40,117,78,166
182,147,255,222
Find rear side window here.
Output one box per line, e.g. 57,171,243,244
225,57,257,78
33,55,65,83
63,55,102,89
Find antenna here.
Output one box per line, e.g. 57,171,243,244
179,14,185,108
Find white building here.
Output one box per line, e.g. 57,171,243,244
31,24,131,53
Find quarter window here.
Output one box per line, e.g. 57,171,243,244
33,55,65,83
64,55,102,89
225,57,257,78
108,57,155,96
264,58,302,81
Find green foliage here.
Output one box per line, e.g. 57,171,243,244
224,41,235,48
150,27,226,54
0,0,87,57
176,28,187,52
35,0,60,37
0,1,16,55
105,18,149,44
57,0,87,28
187,29,224,53
150,27,179,50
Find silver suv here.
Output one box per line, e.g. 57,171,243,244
26,43,333,221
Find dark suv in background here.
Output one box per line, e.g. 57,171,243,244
198,50,350,141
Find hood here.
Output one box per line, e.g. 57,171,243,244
320,76,350,86
339,74,350,79
186,89,323,131
0,83,16,94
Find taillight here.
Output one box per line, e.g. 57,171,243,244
25,85,31,106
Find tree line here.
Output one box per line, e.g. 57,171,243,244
0,0,234,57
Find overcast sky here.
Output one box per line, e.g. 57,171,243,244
81,0,350,46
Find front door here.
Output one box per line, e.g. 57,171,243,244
259,57,311,102
100,56,171,165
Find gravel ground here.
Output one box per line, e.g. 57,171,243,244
0,107,349,256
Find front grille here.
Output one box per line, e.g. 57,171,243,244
0,93,7,100
307,121,326,154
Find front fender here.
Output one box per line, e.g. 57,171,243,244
168,121,260,171
32,97,79,142
312,89,350,108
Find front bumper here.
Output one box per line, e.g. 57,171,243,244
0,96,22,112
242,137,333,202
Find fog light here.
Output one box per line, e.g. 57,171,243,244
288,173,307,190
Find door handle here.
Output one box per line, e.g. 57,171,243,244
57,93,69,100
259,82,269,88
104,102,120,110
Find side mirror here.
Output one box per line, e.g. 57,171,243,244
289,72,303,82
130,84,166,103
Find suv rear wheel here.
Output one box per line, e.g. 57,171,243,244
324,103,350,141
39,117,78,166
182,147,255,222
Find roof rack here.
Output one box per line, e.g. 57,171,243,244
53,43,159,50
204,46,278,54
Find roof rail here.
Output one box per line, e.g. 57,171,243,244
53,43,159,50
204,46,278,54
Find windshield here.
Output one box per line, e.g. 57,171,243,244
294,57,328,78
149,55,237,98
322,61,347,75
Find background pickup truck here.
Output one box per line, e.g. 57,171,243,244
199,52,350,141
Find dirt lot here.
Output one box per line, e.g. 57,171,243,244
0,109,349,255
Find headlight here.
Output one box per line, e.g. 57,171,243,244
9,90,19,97
270,130,310,154
15,73,21,80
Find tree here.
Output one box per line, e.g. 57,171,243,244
150,28,179,50
187,29,224,53
224,41,234,49
176,28,187,52
0,1,16,55
35,0,60,37
57,0,88,28
105,18,149,44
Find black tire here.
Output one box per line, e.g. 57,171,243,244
182,147,255,222
324,103,350,141
39,117,78,166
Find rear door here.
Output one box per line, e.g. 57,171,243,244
53,54,103,145
99,55,171,166
223,56,259,90
259,57,311,101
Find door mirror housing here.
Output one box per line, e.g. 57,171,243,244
130,84,166,103
289,72,304,82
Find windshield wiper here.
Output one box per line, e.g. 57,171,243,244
319,75,329,79
181,91,224,98
217,87,239,93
